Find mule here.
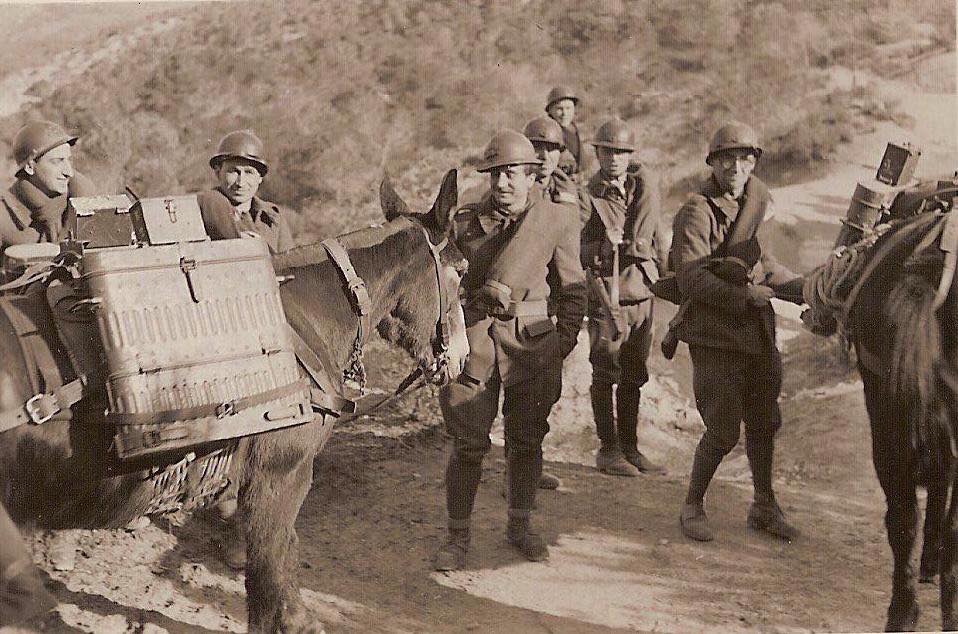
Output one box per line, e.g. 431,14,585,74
825,205,958,631
0,170,468,632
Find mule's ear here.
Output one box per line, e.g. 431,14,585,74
380,174,410,221
428,169,458,236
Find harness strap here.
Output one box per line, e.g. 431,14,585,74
0,296,61,395
0,374,88,434
322,237,371,389
107,379,307,427
287,326,356,416
0,261,56,292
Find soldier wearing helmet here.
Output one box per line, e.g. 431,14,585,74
545,85,586,182
578,118,669,478
670,121,803,543
196,129,293,255
523,116,576,207
434,130,586,571
0,121,96,262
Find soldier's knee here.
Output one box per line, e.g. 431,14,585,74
453,436,491,462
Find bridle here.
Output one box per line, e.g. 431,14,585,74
320,217,457,415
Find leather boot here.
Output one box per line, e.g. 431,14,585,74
617,384,667,475
680,502,714,542
590,381,616,449
434,523,471,571
506,515,548,562
596,446,640,476
747,496,799,541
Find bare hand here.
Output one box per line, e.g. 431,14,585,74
746,284,775,307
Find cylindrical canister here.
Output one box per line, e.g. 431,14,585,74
845,182,887,230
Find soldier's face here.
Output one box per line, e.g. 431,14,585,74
28,143,73,196
489,165,537,210
547,99,576,127
711,150,757,198
216,158,263,206
596,146,632,180
532,142,562,179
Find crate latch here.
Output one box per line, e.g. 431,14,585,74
179,257,200,303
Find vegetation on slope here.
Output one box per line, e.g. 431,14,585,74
0,0,952,241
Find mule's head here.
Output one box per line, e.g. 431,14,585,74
378,169,468,383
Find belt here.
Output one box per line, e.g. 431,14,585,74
490,299,548,318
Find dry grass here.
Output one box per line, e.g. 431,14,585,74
0,0,951,243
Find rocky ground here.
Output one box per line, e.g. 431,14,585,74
9,51,958,634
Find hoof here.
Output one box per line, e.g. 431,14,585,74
507,530,549,562
885,598,919,632
680,503,714,542
434,543,467,571
538,472,562,489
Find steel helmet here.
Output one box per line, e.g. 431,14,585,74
592,119,636,152
706,121,762,165
545,85,579,110
523,116,565,148
476,129,541,173
209,130,269,176
12,121,78,173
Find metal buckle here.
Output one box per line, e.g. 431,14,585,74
25,394,58,425
215,401,236,418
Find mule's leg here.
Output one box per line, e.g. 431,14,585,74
938,466,958,630
863,373,920,631
920,481,945,583
240,431,321,634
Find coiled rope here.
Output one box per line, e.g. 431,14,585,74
801,224,893,335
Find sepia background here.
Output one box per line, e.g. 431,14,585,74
1,1,956,631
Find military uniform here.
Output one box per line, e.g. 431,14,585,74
197,189,294,255
0,172,96,257
557,121,584,181
439,187,586,542
672,173,802,538
579,164,668,466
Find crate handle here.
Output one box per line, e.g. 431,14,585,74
179,257,201,303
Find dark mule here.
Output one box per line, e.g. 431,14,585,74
0,170,468,632
829,202,958,631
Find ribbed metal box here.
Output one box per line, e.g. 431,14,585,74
78,236,311,458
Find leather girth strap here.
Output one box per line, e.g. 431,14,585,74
0,295,90,433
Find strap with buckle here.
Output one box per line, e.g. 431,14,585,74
0,374,89,434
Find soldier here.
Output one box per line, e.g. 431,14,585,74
197,129,294,255
671,122,803,542
545,86,584,182
579,118,668,478
0,121,96,259
434,130,587,571
523,116,577,207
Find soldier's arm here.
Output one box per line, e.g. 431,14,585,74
754,212,804,302
577,189,603,270
275,209,295,254
552,206,588,357
672,197,751,314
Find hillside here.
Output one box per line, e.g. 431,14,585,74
0,0,952,242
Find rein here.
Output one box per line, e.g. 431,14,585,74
320,218,452,418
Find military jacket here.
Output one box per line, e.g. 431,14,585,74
558,121,584,181
452,191,586,386
0,172,96,256
197,189,294,255
578,166,668,307
670,175,798,353
534,170,577,207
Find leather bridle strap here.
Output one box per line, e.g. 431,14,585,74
322,237,373,389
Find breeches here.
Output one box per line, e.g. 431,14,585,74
587,300,653,386
440,366,562,463
689,344,783,457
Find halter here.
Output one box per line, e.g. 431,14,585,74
321,217,454,401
